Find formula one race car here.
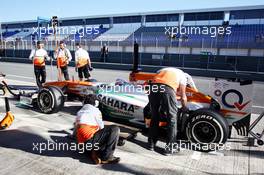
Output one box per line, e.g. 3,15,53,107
5,71,251,150
0,47,253,151
97,76,254,149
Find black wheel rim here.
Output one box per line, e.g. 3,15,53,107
192,120,217,143
39,92,52,109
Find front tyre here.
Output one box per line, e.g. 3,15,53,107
37,86,65,114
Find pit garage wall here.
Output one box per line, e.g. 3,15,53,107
1,49,264,81
89,45,264,57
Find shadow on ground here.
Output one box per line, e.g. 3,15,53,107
0,129,91,164
0,129,183,175
15,102,82,116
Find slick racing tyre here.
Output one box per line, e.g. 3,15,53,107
37,86,65,114
186,108,229,151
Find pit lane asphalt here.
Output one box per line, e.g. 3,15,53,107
0,62,264,175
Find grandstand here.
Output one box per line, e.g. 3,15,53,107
94,23,141,42
0,5,264,75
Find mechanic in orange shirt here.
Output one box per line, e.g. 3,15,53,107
29,41,50,87
148,67,188,155
54,41,72,80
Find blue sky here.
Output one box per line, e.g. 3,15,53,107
0,0,264,22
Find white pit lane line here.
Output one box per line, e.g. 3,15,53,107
252,105,264,109
208,151,225,156
191,150,224,160
189,143,226,160
7,74,34,80
191,151,202,160
4,78,35,85
6,74,53,83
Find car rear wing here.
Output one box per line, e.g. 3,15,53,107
210,78,253,136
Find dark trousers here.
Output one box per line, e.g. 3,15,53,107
34,66,46,88
60,66,69,80
87,125,120,161
78,65,90,79
148,84,178,145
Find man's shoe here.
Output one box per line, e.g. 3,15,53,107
101,157,120,164
90,151,101,165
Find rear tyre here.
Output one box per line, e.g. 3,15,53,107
37,86,65,114
186,108,229,152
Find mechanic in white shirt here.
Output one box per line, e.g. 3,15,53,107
29,41,50,87
75,43,92,81
74,94,120,164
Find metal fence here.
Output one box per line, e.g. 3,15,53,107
0,34,264,74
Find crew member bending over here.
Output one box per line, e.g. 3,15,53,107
29,41,50,88
148,67,188,155
75,43,92,81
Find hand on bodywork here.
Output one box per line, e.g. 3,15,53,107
178,84,188,110
185,73,198,92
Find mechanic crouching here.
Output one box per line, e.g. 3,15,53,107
74,94,121,164
148,67,188,156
